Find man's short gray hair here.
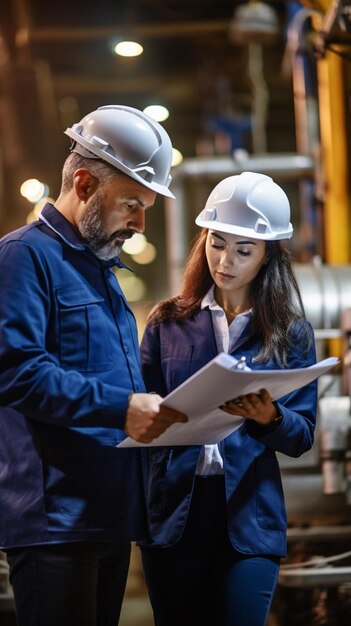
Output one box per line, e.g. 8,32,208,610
61,153,119,193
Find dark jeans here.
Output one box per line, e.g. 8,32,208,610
141,475,280,626
6,541,131,626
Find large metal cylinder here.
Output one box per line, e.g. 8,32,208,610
294,264,351,334
282,265,351,525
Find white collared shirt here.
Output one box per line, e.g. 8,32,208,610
195,285,252,475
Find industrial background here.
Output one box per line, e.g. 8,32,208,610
1,1,351,624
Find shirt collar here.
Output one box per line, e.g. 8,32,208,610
39,203,131,270
201,285,219,310
201,284,252,318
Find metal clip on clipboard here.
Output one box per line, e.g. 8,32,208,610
232,356,248,371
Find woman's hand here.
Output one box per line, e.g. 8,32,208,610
219,388,280,425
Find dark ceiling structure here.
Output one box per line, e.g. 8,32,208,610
0,1,297,229
2,0,351,301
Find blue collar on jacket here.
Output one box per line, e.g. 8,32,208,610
39,203,131,270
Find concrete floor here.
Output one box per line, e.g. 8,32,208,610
119,595,154,626
120,545,154,625
0,594,154,626
0,545,154,626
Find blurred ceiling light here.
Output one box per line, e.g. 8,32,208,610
172,148,184,167
34,196,55,213
26,197,55,224
122,233,147,255
114,40,143,57
143,105,169,122
115,273,146,302
20,179,48,203
132,243,157,265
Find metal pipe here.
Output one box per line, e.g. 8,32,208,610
285,7,322,258
171,152,314,184
316,46,351,264
279,566,351,587
282,473,350,524
285,6,320,156
164,188,188,296
287,525,351,542
248,43,269,154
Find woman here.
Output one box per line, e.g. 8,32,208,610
140,172,317,626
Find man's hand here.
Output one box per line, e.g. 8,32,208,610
125,393,188,443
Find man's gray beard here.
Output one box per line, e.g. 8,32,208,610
78,196,123,261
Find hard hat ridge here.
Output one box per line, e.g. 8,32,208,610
64,105,175,198
195,171,293,240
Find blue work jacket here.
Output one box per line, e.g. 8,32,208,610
140,310,317,558
0,203,147,548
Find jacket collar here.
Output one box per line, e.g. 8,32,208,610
193,307,254,358
39,203,131,270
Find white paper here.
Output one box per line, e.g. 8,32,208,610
118,354,339,448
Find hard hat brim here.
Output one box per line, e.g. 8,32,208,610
195,216,293,240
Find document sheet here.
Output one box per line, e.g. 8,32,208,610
118,354,338,448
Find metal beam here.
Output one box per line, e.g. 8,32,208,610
18,20,230,45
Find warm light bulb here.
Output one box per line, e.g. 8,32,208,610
115,273,146,302
172,148,183,167
20,179,47,203
132,243,157,265
114,41,143,57
122,233,147,255
143,105,169,122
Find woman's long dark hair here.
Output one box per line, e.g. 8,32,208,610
148,229,308,366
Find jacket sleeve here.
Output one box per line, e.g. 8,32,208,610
140,322,168,397
244,320,318,458
0,240,130,428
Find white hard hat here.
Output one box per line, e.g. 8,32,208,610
195,171,293,240
64,105,175,198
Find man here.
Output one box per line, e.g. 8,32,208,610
0,105,187,626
